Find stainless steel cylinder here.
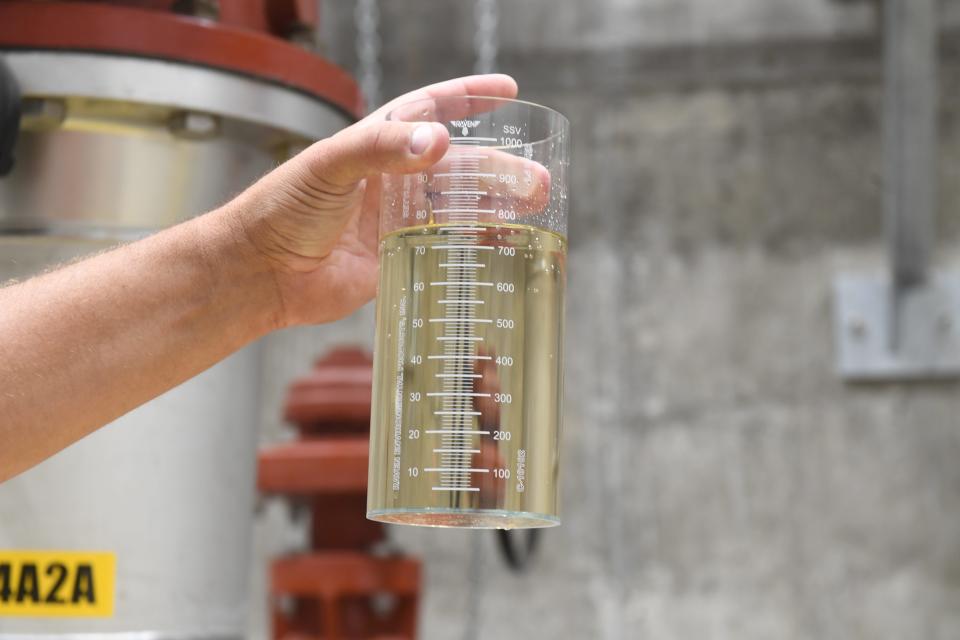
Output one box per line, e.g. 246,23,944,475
0,52,348,237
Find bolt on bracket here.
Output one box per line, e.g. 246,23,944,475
834,273,960,379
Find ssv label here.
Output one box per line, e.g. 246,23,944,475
0,550,115,617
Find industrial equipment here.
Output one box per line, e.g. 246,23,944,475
0,1,359,637
259,348,421,639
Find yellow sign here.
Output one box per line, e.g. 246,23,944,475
0,550,115,618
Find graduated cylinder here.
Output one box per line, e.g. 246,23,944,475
367,96,570,529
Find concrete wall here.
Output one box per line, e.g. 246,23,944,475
321,0,879,65
251,1,960,638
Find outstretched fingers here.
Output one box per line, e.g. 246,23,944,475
367,74,518,122
300,120,451,190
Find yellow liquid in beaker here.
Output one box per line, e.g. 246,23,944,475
367,223,566,528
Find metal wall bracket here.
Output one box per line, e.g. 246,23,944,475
834,274,960,380
832,0,955,380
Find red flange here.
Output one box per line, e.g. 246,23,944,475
260,347,420,639
284,348,374,432
258,438,369,495
272,552,420,640
0,1,363,119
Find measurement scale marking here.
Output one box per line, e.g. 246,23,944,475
425,430,490,435
435,172,495,178
428,354,491,360
432,209,495,214
432,245,494,250
427,392,490,397
430,281,493,286
424,155,492,492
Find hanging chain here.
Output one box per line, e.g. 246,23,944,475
473,0,499,75
355,0,382,113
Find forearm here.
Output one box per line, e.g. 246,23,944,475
0,204,280,481
0,74,516,482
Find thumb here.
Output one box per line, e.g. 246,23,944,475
301,120,450,190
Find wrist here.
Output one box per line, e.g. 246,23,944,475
194,203,288,340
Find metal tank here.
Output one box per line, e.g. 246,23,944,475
0,2,360,637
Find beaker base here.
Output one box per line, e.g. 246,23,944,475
367,507,559,529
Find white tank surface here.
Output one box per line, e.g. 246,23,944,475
0,239,260,638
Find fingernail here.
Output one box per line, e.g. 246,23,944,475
410,125,434,155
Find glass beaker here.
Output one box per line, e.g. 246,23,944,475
367,96,569,529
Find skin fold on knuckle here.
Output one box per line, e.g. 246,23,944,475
300,133,364,196
366,124,403,168
287,164,360,214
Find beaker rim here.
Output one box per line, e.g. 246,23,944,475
385,95,570,132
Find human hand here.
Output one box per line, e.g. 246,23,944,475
225,74,519,327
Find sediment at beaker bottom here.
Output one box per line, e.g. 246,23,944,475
367,507,559,529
